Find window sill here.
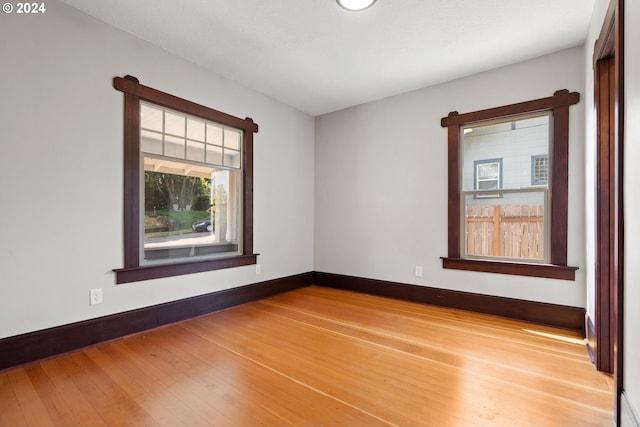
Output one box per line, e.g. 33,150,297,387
472,194,503,199
441,257,577,281
114,254,258,284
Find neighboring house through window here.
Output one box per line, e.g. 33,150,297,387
113,76,258,283
463,115,548,261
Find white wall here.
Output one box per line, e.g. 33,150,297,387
623,0,640,423
0,0,315,339
315,47,585,306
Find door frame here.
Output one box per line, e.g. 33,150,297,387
593,0,624,422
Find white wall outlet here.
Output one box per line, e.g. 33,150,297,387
90,288,103,305
256,264,261,275
415,266,423,277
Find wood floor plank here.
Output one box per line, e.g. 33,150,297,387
24,364,81,427
6,368,55,427
118,336,238,427
139,321,392,426
267,287,588,358
53,353,152,427
99,340,213,427
184,301,612,426
0,286,613,426
259,288,606,388
0,371,30,427
129,327,298,427
250,299,611,408
68,351,161,427
39,358,108,427
85,345,195,427
184,309,463,425
255,294,611,391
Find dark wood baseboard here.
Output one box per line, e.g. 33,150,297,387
0,272,313,372
585,313,596,365
1,270,588,372
314,271,585,333
622,390,640,427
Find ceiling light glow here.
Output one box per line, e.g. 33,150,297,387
337,0,377,11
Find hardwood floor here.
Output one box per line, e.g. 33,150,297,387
0,286,613,426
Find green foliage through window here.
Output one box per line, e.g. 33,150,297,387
144,171,212,211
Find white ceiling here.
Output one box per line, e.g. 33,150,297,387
59,0,595,117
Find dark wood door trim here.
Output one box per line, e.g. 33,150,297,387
593,0,624,423
594,56,615,374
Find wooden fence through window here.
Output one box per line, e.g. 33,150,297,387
466,204,544,260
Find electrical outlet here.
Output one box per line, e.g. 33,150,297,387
415,266,423,277
256,264,261,275
90,288,103,305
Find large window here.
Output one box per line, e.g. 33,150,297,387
463,115,548,261
441,90,579,280
141,102,242,262
113,76,258,283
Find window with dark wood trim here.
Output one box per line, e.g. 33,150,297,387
113,75,258,284
440,90,579,280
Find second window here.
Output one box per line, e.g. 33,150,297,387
462,114,550,262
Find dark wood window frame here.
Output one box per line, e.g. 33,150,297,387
441,90,580,281
113,75,258,284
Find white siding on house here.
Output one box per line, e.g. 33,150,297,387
463,114,549,206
